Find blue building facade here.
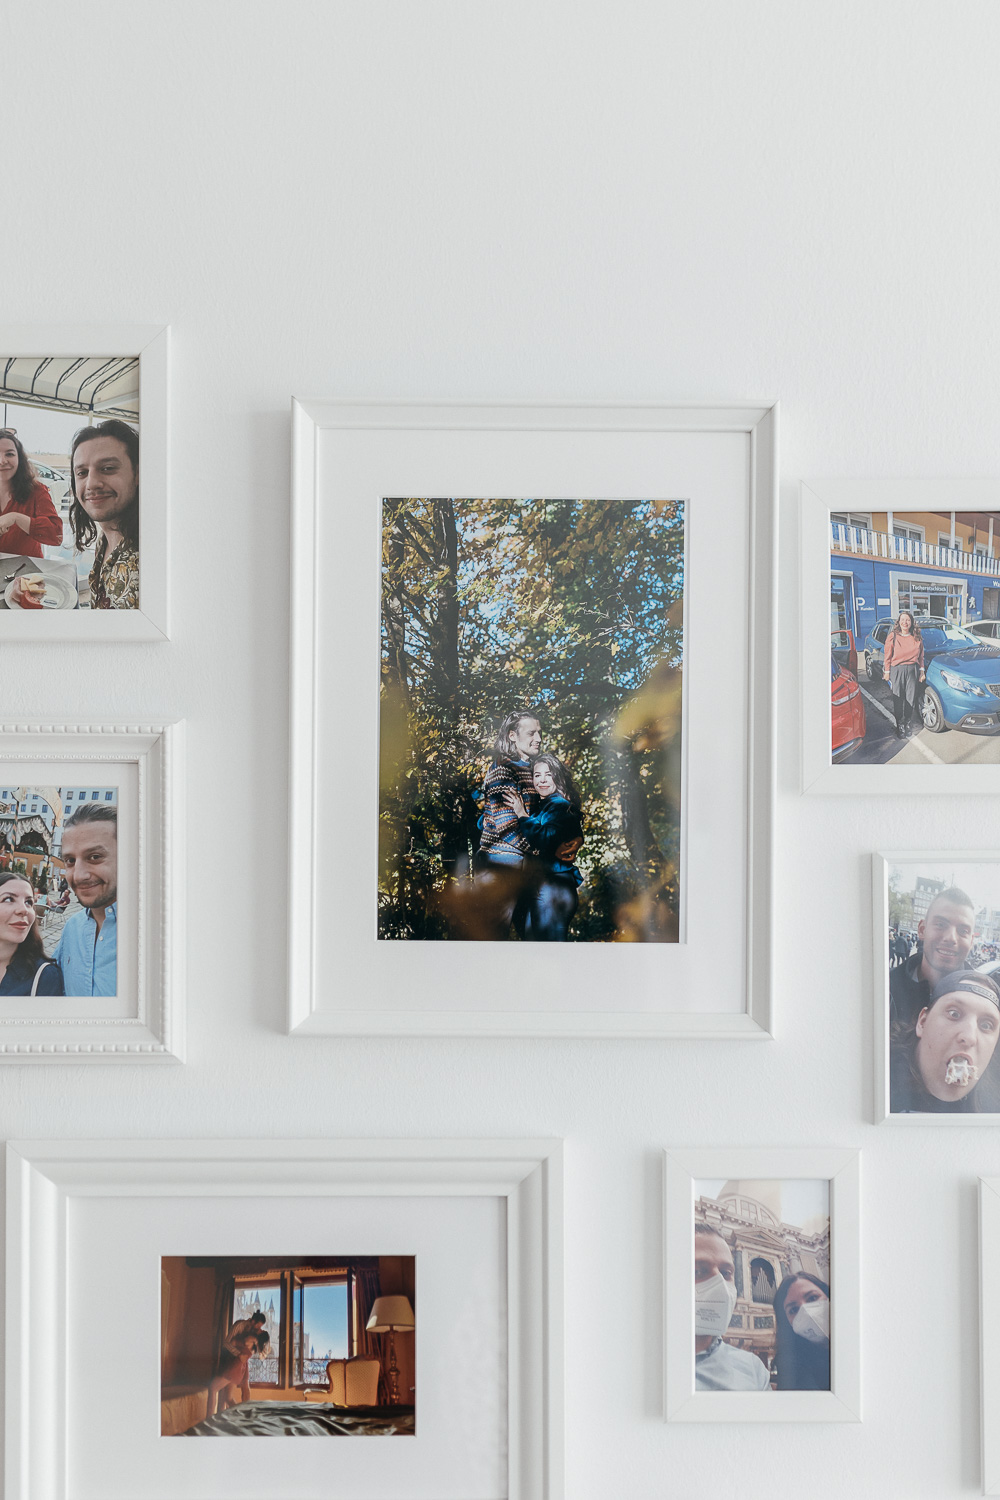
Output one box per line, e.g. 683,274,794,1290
831,535,1000,645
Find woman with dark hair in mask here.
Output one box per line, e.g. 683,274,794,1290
773,1273,831,1391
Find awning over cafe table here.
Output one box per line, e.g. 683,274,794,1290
0,356,140,422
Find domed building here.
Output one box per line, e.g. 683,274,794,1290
695,1181,830,1369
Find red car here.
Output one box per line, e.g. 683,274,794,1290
831,653,866,761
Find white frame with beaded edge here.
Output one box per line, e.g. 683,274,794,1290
0,723,184,1062
0,324,168,641
663,1147,861,1423
288,400,778,1038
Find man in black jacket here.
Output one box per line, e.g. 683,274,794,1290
889,887,976,1028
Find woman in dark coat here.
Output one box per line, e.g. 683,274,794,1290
773,1273,831,1391
504,753,584,941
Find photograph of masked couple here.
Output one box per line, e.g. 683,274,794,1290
378,496,685,943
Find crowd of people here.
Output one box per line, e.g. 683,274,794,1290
0,418,139,610
0,804,119,997
446,708,585,941
693,1223,830,1392
888,886,1000,1112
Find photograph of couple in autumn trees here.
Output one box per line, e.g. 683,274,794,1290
379,496,685,943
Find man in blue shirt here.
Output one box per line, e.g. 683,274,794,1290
52,803,117,997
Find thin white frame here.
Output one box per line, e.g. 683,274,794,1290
802,479,1000,793
874,850,1000,1123
288,399,778,1039
663,1147,861,1423
0,324,169,641
0,723,184,1062
981,1176,1000,1492
4,1137,564,1500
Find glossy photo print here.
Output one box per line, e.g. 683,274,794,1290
0,356,139,612
830,509,1000,765
161,1256,416,1436
379,496,685,943
886,858,1000,1115
0,785,118,998
694,1180,831,1394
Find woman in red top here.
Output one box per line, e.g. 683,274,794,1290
883,610,925,738
0,429,63,557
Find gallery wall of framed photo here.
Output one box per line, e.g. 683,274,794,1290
7,4,1000,1498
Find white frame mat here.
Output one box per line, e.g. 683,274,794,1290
0,723,184,1062
802,478,1000,793
663,1147,861,1423
0,324,169,641
289,400,778,1039
5,1137,563,1500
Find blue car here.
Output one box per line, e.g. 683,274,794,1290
922,642,1000,733
862,617,984,680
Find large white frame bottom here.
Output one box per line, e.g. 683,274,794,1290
5,1138,563,1500
663,1148,861,1423
289,401,777,1039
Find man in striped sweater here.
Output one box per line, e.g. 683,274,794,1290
478,710,543,866
472,710,543,938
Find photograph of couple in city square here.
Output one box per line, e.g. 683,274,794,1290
0,786,118,998
694,1180,831,1394
884,857,1000,1115
0,354,140,612
161,1255,415,1437
379,495,685,943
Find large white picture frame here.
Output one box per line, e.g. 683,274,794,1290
802,478,1000,793
5,1137,563,1500
0,324,168,641
289,400,777,1038
663,1147,861,1423
0,723,184,1062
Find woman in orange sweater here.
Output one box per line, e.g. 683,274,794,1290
0,429,63,557
883,610,925,738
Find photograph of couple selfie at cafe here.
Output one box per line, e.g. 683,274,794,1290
0,355,139,611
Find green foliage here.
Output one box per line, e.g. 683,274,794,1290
379,497,685,941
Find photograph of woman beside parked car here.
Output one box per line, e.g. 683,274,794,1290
830,509,1000,765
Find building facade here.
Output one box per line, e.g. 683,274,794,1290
830,511,1000,645
696,1183,830,1367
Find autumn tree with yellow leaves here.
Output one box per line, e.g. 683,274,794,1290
379,496,684,941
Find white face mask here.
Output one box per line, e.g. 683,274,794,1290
791,1297,830,1344
694,1271,738,1335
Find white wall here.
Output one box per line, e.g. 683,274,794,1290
6,2,1000,1495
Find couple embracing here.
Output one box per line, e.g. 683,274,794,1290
475,710,584,941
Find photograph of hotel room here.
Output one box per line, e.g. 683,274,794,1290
161,1256,415,1437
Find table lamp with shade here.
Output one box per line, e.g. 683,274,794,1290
365,1295,415,1405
